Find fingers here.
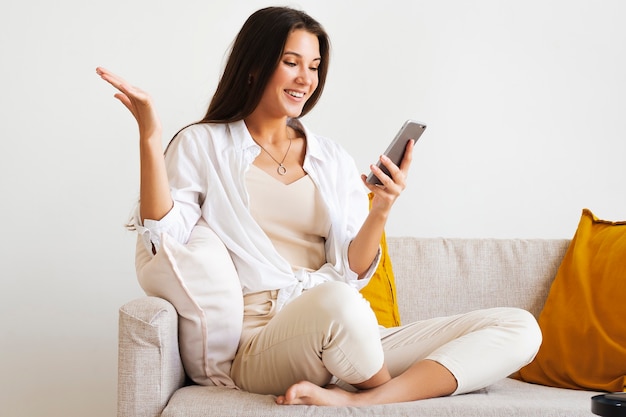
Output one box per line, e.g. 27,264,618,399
96,67,126,92
362,139,414,211
364,165,405,205
96,67,150,104
97,67,142,118
96,67,132,93
113,93,138,119
369,140,414,190
366,160,397,190
96,66,162,138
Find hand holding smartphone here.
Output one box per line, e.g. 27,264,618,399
366,120,427,185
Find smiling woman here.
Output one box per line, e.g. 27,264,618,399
201,7,330,124
96,5,542,408
244,29,321,185
251,31,321,120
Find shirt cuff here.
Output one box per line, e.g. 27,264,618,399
131,204,180,255
350,246,382,290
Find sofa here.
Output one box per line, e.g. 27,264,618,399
118,237,602,417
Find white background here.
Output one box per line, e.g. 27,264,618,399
1,1,624,416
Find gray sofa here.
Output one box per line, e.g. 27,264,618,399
118,237,600,417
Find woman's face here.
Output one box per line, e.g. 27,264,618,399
256,29,321,119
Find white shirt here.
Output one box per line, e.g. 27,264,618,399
133,119,380,311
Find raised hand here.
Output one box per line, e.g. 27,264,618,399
96,67,162,140
96,66,172,223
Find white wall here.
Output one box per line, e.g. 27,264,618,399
1,0,624,416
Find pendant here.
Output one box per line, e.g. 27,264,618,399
277,164,287,175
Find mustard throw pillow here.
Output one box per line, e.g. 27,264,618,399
360,193,402,328
518,209,626,392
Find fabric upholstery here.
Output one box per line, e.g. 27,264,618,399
160,378,596,417
387,237,571,323
119,236,610,417
118,297,185,417
518,209,626,391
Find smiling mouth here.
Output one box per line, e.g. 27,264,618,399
285,90,305,98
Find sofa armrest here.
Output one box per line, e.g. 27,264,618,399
118,297,186,417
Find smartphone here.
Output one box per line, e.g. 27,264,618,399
366,120,427,185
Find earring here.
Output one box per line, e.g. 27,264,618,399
248,74,253,85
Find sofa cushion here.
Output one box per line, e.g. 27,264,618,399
160,378,597,417
359,193,401,327
388,237,570,323
518,209,626,392
135,218,243,387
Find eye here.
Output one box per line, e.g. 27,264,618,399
309,66,319,72
283,61,297,67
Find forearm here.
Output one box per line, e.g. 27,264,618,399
348,208,389,278
95,67,173,222
349,138,414,277
139,134,173,223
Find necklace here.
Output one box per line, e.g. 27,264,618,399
255,137,293,175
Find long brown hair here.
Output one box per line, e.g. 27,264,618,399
201,7,330,123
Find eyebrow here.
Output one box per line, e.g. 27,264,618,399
284,51,322,61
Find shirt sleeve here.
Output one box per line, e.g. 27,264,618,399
308,135,380,288
131,202,183,255
338,146,380,286
130,129,206,254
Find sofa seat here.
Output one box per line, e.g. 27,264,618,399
118,237,603,417
161,378,596,417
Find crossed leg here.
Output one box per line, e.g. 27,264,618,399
231,282,540,407
276,359,457,406
276,305,541,406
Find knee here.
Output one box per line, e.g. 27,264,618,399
307,282,378,329
307,282,384,382
501,308,542,363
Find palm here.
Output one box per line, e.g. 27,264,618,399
96,67,162,138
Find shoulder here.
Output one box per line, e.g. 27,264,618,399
166,122,237,154
173,122,228,143
294,119,354,165
314,135,353,164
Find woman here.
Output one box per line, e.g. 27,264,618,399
97,6,541,407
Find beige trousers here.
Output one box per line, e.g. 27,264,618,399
230,281,541,396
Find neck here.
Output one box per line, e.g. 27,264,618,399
244,114,290,145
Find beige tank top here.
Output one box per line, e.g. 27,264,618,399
245,165,331,271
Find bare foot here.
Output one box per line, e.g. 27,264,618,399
275,381,358,406
275,360,457,406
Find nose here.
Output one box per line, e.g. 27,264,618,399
296,67,313,86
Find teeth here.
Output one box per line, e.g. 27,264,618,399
286,90,304,98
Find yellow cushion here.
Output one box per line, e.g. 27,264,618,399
518,209,626,392
359,194,402,328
